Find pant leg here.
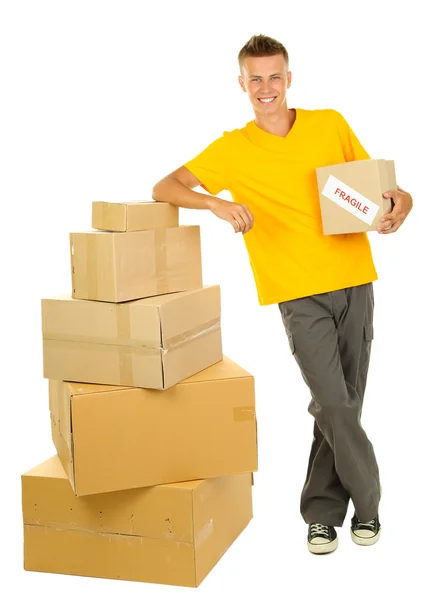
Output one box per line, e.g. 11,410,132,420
334,283,381,516
279,283,381,526
337,283,374,416
300,419,350,526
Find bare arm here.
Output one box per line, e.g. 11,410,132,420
152,166,254,234
152,166,216,210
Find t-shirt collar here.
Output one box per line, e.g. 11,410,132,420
245,108,301,152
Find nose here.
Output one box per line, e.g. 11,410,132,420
259,81,273,95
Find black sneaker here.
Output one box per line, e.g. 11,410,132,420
307,523,338,554
350,513,381,546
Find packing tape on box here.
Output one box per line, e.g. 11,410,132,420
163,319,221,353
117,345,133,384
115,303,132,343
233,406,256,422
44,318,220,352
115,304,133,382
86,235,98,299
154,229,169,295
195,518,214,547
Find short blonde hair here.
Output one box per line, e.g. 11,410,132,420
238,34,289,73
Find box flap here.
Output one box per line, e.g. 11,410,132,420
181,356,252,383
22,455,68,479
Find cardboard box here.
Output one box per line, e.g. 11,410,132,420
42,286,222,390
22,456,253,587
315,159,396,234
92,201,179,232
49,356,258,496
70,225,202,302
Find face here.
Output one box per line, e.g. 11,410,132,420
238,54,291,117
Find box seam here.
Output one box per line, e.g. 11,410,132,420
23,521,195,546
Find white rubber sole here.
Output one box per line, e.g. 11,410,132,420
350,528,381,546
307,537,338,554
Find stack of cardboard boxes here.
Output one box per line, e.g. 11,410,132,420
22,202,258,588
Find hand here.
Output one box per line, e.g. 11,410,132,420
377,186,413,234
208,198,254,234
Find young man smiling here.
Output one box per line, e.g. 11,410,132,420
152,34,413,555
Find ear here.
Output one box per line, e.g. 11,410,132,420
287,71,292,88
238,75,246,92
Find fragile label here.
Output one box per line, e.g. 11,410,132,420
321,175,379,225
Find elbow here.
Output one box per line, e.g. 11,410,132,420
152,181,163,202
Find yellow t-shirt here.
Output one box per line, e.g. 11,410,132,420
184,108,378,305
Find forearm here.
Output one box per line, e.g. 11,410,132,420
152,177,217,210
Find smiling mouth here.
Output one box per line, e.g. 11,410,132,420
258,97,277,104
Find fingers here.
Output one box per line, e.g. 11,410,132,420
231,214,246,233
377,218,394,231
242,204,254,229
378,219,403,234
232,204,254,234
377,209,405,233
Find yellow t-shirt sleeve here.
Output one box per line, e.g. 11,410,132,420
332,109,371,161
184,135,231,196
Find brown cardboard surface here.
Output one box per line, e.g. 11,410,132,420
316,158,396,234
49,356,257,496
22,456,253,587
92,201,179,232
42,286,222,389
70,225,202,302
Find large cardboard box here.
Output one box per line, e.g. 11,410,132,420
70,225,202,302
42,286,222,390
22,456,253,587
92,201,179,232
315,159,396,234
49,356,258,496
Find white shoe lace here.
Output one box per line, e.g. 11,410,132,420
310,523,330,536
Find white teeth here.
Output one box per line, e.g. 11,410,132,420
259,97,276,103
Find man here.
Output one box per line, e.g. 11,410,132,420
152,34,413,555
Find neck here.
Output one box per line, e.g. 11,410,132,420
254,106,296,138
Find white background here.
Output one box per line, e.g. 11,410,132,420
1,0,436,598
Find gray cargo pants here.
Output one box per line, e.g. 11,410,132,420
278,283,381,527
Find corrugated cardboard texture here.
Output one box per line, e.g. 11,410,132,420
316,159,396,234
49,356,257,496
70,225,202,302
42,286,222,389
92,201,179,232
22,456,253,587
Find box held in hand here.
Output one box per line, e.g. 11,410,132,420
315,159,396,234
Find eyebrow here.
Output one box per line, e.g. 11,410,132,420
249,72,282,78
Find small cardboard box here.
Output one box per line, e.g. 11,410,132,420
42,286,222,390
92,201,179,232
49,356,258,496
70,225,202,302
22,456,253,587
315,159,397,234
